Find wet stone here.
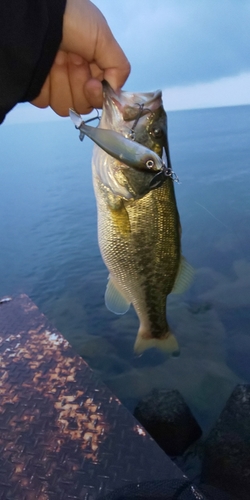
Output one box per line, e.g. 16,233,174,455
133,389,202,456
201,384,250,500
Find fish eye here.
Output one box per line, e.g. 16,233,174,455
151,127,163,138
146,159,155,169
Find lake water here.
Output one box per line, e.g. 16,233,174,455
1,104,250,465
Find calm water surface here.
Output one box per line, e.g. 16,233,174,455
1,105,250,442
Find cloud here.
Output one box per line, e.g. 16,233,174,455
92,0,250,89
3,0,250,126
5,71,250,124
163,72,250,110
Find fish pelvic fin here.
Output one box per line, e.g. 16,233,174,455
105,275,131,315
134,329,180,356
171,256,195,294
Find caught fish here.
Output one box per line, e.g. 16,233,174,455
73,83,193,354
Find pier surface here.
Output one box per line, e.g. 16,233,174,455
0,294,187,500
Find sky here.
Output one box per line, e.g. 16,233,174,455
4,0,250,124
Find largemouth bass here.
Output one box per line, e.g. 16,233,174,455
76,83,192,354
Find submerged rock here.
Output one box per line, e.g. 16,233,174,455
201,384,250,500
133,388,202,456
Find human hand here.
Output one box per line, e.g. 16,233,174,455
31,0,130,116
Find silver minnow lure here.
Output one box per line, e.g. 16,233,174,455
69,108,164,174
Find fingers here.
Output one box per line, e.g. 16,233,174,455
94,23,131,91
49,51,74,116
31,75,50,108
67,53,97,113
31,51,104,116
62,0,130,91
32,0,131,118
31,49,129,118
83,78,103,109
82,62,104,109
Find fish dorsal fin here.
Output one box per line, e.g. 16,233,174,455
105,276,131,314
171,256,195,294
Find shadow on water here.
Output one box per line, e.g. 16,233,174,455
1,105,250,496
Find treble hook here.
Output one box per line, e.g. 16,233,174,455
164,166,179,182
84,109,100,125
163,127,180,182
127,103,151,141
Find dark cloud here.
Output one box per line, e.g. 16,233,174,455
93,0,250,90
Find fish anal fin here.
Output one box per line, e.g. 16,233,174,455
105,276,131,315
171,256,194,294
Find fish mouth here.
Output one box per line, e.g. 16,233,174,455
102,80,163,122
102,80,120,101
100,82,177,184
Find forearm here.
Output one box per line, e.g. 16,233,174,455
0,0,66,124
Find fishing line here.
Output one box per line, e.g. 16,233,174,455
194,201,229,229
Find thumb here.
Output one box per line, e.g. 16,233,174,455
61,0,130,90
93,27,131,90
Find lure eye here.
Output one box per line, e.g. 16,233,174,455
151,127,163,139
146,159,155,169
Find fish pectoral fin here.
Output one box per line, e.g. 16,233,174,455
171,256,195,294
105,276,131,315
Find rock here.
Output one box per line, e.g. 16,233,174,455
133,389,202,456
199,484,236,500
201,384,250,500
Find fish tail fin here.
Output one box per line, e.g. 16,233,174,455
134,328,180,356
